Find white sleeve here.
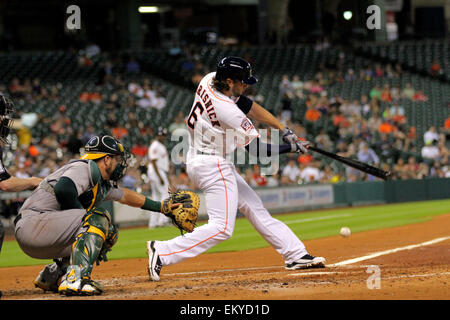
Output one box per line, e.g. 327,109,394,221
216,106,260,148
148,143,159,161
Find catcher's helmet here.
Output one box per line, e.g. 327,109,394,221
0,95,14,144
216,56,258,85
81,135,130,182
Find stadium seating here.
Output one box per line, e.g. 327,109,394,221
1,42,448,175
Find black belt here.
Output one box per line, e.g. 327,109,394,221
196,150,220,156
13,213,22,226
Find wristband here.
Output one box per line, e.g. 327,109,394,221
141,197,162,212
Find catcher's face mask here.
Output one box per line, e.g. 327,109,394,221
82,135,130,182
0,95,14,145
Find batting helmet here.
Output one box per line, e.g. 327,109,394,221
0,95,14,144
215,56,258,85
81,135,130,182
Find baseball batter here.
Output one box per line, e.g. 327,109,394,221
14,134,183,296
0,95,42,299
147,57,325,281
147,127,171,228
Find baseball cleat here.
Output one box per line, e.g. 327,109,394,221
147,241,162,281
34,260,66,293
285,254,326,270
58,265,103,296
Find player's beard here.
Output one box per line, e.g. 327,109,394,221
231,86,243,98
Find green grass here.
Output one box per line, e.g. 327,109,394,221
2,199,450,268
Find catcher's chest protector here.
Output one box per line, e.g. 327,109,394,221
76,160,114,210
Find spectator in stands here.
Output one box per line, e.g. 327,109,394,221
252,165,267,187
339,99,353,117
430,161,445,178
442,117,450,141
82,125,96,144
402,83,415,100
266,172,280,187
319,165,334,183
282,159,301,184
136,82,156,109
169,111,186,134
300,160,322,183
8,77,25,99
131,139,148,158
413,89,428,102
369,84,381,100
309,80,324,94
126,57,141,74
373,133,392,162
85,42,101,59
291,75,304,99
378,119,396,134
314,129,332,150
335,140,350,158
244,167,257,187
349,99,362,117
423,126,439,145
416,162,429,179
392,157,408,180
32,78,42,96
374,64,384,77
389,103,406,125
281,92,293,123
430,60,441,77
357,143,380,166
112,124,128,140
153,90,167,110
66,129,83,156
421,140,440,161
390,84,401,102
121,167,140,191
380,84,392,102
305,104,321,123
279,75,294,97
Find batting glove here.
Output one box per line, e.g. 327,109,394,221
295,139,310,154
281,127,298,145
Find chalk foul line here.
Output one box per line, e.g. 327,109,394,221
327,236,450,267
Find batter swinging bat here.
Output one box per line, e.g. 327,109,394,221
307,145,392,180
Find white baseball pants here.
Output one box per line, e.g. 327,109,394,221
154,157,307,266
148,170,171,228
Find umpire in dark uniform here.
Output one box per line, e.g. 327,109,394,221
0,95,42,298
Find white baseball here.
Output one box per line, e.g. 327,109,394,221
340,227,351,237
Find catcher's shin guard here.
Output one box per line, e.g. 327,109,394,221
58,207,111,295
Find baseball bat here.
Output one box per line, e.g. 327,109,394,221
307,145,392,180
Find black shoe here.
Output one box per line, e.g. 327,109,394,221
147,241,162,281
285,254,326,270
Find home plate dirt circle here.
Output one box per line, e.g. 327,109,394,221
1,213,449,300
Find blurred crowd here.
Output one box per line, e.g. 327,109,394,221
1,45,450,222
272,60,450,183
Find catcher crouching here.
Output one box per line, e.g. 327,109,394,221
14,135,199,296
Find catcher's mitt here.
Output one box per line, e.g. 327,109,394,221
161,190,200,234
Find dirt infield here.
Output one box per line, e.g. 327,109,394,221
1,213,449,300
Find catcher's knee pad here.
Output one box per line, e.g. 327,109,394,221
71,207,111,278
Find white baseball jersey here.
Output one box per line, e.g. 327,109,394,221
153,72,310,267
186,72,260,161
148,140,169,174
147,139,170,228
